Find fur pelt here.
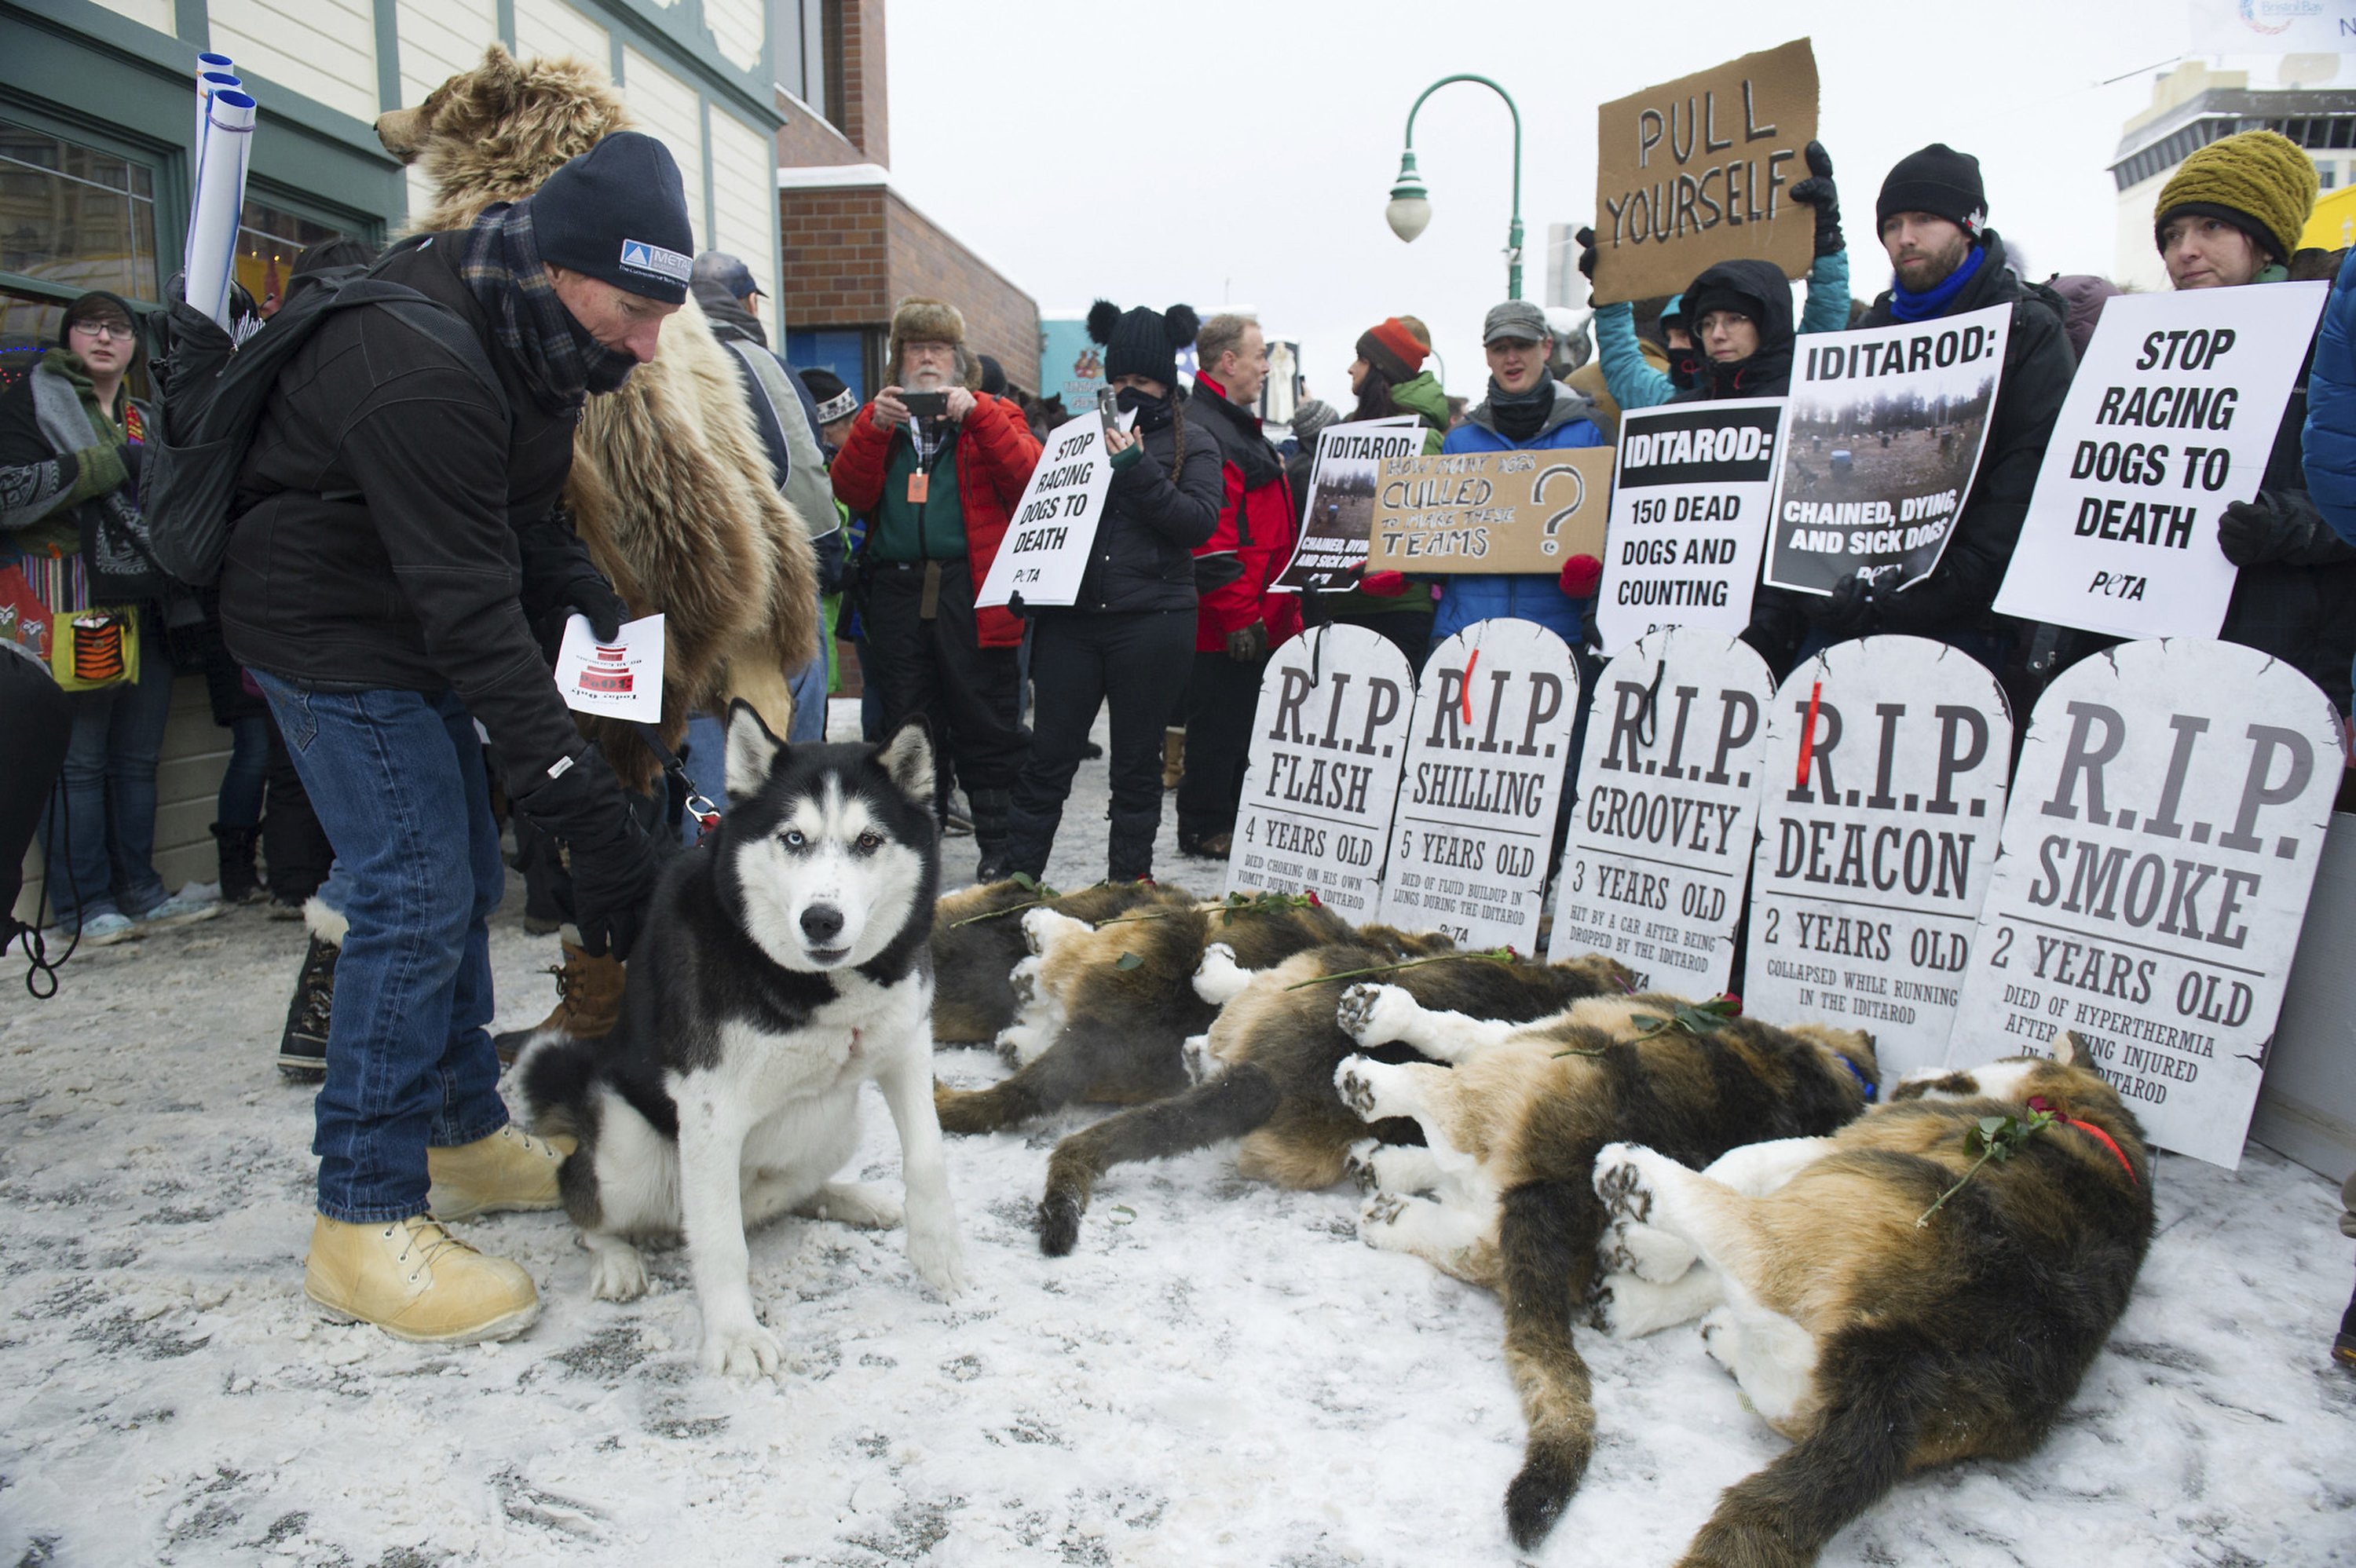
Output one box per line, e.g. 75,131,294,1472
377,46,817,790
928,878,1199,1045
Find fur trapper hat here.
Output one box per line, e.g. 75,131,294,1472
1088,299,1201,391
888,296,975,386
2155,130,2317,266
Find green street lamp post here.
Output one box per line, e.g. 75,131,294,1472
1385,74,1525,301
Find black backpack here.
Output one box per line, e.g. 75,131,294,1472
141,265,507,585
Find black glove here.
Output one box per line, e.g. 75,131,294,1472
1575,225,1599,281
2217,491,2348,566
532,572,628,663
1789,141,1843,258
512,745,660,961
1226,620,1270,663
1813,573,1876,636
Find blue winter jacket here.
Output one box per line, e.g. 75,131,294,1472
1593,249,1852,415
1431,382,1609,645
2304,247,2356,544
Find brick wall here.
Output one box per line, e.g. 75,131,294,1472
777,188,891,327
884,193,1038,395
843,0,888,170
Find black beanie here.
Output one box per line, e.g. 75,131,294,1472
529,132,695,305
1876,144,1988,237
58,289,134,349
1088,299,1200,390
800,367,855,425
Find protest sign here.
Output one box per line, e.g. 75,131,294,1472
1992,283,2329,641
1549,630,1776,996
1595,398,1787,653
1590,38,1818,307
1762,303,2008,598
1948,639,2342,1170
1273,417,1424,591
556,612,664,722
2189,0,2356,54
1367,447,1613,575
1225,624,1418,919
1375,619,1580,948
1743,635,2011,1076
975,415,1114,609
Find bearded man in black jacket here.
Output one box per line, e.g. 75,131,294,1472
220,132,686,1346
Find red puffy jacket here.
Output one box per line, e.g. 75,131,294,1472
1187,376,1304,653
831,392,1043,649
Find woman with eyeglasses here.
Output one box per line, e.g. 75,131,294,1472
0,290,221,945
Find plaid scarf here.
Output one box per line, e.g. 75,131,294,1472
459,200,638,415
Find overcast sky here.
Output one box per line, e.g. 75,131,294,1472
880,0,2337,410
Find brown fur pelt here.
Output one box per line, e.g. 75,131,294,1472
378,46,817,791
928,878,1199,1045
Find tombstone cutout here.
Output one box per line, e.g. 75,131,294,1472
1226,623,1418,920
1948,639,2343,1170
1375,620,1581,950
1549,630,1776,997
1743,636,2011,1076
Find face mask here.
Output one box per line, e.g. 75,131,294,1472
1116,385,1173,428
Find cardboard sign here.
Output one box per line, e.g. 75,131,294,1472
1596,398,1787,654
1743,636,2012,1076
975,414,1114,609
556,612,664,721
1225,623,1418,919
1947,639,2343,1170
1992,283,2329,641
1762,303,2009,598
1274,417,1425,591
1367,447,1614,574
1590,38,1819,307
1375,620,1582,948
1549,630,1776,996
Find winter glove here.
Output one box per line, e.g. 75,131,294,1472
66,444,129,506
1226,620,1270,663
511,745,660,962
1790,141,1844,258
1575,225,1599,280
1813,573,1878,637
2217,491,2354,566
1558,554,1603,598
531,570,629,663
1359,568,1410,598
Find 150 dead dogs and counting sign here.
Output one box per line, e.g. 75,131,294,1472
1992,283,2329,641
1745,636,2012,1076
1948,639,2342,1170
1225,624,1418,919
1595,398,1786,655
1548,630,1776,996
1376,620,1582,949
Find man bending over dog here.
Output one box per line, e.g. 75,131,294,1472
218,133,686,1343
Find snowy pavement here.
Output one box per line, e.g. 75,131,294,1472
2,707,2352,1566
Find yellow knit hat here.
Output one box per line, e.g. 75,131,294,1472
2154,130,2318,265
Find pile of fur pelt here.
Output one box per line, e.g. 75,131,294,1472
929,879,2157,1566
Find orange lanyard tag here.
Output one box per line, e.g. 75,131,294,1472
908,470,929,505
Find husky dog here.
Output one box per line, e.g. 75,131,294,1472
929,878,1197,1047
1033,938,1630,1256
934,895,1352,1135
518,704,965,1377
1590,1032,2153,1568
1327,986,1879,1549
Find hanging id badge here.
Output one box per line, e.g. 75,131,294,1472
907,470,929,504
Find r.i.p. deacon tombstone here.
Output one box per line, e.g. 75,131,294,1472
1948,638,2343,1169
1375,619,1581,949
1743,635,2012,1076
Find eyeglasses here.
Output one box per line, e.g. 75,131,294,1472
69,320,134,342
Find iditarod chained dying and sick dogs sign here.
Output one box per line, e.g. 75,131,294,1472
1376,619,1581,948
1947,639,2342,1170
1367,447,1614,574
1549,630,1776,996
1744,635,2012,1076
1273,416,1423,592
976,413,1114,609
1595,398,1787,654
1762,303,2008,599
1992,283,2329,641
1226,623,1418,918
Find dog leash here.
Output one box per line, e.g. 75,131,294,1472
628,721,721,840
2026,1096,2138,1186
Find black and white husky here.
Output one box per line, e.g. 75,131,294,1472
517,704,965,1377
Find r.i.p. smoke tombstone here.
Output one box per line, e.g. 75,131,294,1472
1225,623,1418,920
1375,619,1581,949
1743,635,2012,1076
1549,629,1776,996
1948,638,2343,1169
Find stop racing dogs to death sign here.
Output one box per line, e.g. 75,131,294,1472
1595,398,1786,654
1992,283,2329,641
1763,303,2007,598
1227,624,1418,918
976,413,1114,609
1948,639,2342,1170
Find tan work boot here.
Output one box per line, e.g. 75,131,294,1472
304,1212,540,1344
426,1124,575,1220
1162,727,1186,790
492,938,625,1065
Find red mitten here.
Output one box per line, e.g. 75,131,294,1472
1559,554,1604,598
1359,569,1409,598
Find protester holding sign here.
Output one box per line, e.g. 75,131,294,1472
1315,315,1447,660
1000,304,1224,886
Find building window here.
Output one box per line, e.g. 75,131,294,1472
772,0,843,130
0,119,160,302
238,200,349,316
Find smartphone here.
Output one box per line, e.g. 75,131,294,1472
902,389,949,420
1097,386,1121,429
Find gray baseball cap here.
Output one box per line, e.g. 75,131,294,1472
1481,299,1551,345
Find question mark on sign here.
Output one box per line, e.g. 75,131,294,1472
1532,464,1584,557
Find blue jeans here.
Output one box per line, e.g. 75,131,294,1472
39,613,175,927
679,711,733,845
786,648,827,744
217,714,269,828
254,674,508,1222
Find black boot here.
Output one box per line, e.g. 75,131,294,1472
278,899,343,1079
210,822,264,905
968,788,1015,884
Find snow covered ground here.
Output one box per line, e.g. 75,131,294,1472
2,706,2352,1566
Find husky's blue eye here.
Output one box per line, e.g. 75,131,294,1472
855,831,883,853
782,830,806,848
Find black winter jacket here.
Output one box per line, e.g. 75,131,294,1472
1668,258,1796,402
220,232,595,787
1063,409,1224,614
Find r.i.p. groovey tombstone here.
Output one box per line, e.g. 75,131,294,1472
1948,638,2343,1169
1225,623,1418,920
1549,630,1776,996
1744,635,2011,1076
1375,619,1581,949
